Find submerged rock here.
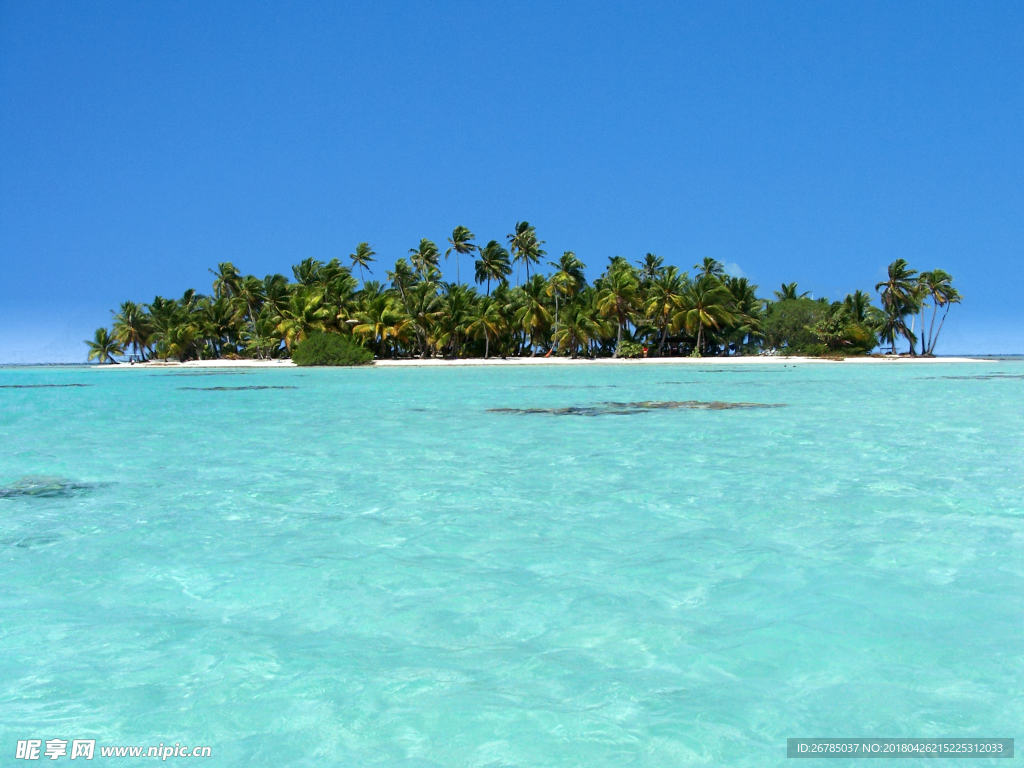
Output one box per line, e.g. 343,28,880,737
5,534,63,548
488,400,786,416
0,384,90,389
0,476,96,499
178,385,298,391
926,374,1024,380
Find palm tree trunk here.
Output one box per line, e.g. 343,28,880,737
614,321,623,358
929,304,952,355
902,319,916,356
485,333,490,359
697,324,704,356
926,300,940,355
247,301,261,359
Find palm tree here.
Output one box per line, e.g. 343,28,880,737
674,276,735,356
232,275,267,356
111,301,150,361
474,240,512,295
774,282,809,301
403,268,444,358
199,295,243,358
433,283,476,358
349,242,376,282
274,287,330,350
386,258,417,306
242,310,283,360
548,251,586,339
553,303,601,358
352,294,412,357
467,295,504,359
318,259,359,330
360,280,385,300
596,263,640,357
875,259,919,354
292,258,324,287
550,251,586,294
144,296,175,359
261,274,292,318
919,270,961,355
149,289,205,361
843,289,872,323
489,282,518,356
723,276,763,354
85,327,123,363
507,221,546,284
209,262,241,300
638,253,665,284
409,239,440,274
445,226,476,285
515,274,553,356
695,258,726,280
644,266,688,354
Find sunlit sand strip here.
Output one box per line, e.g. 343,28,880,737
94,359,297,369
374,355,984,366
95,355,984,369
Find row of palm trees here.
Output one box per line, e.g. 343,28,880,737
85,224,961,362
874,259,961,355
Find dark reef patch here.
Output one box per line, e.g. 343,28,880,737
688,368,789,374
523,384,620,390
924,374,1024,381
0,477,98,499
178,385,298,391
166,371,256,377
0,384,91,389
489,400,786,416
5,534,63,549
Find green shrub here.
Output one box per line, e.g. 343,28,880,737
291,332,374,366
616,340,645,358
762,299,831,351
800,343,829,357
809,312,877,355
839,322,878,354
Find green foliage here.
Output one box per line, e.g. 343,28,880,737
838,321,878,354
808,307,878,355
291,332,373,366
762,299,830,352
85,327,123,364
801,343,829,357
616,340,645,358
91,241,960,362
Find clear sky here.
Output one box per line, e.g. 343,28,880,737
1,0,1021,362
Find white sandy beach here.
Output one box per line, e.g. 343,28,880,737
95,355,986,369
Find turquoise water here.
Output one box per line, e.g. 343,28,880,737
1,362,1022,766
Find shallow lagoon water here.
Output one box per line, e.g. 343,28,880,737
1,362,1022,766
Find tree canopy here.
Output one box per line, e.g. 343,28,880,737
90,229,961,362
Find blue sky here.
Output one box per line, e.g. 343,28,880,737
1,0,1021,361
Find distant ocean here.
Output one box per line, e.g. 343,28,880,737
2,362,1021,766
